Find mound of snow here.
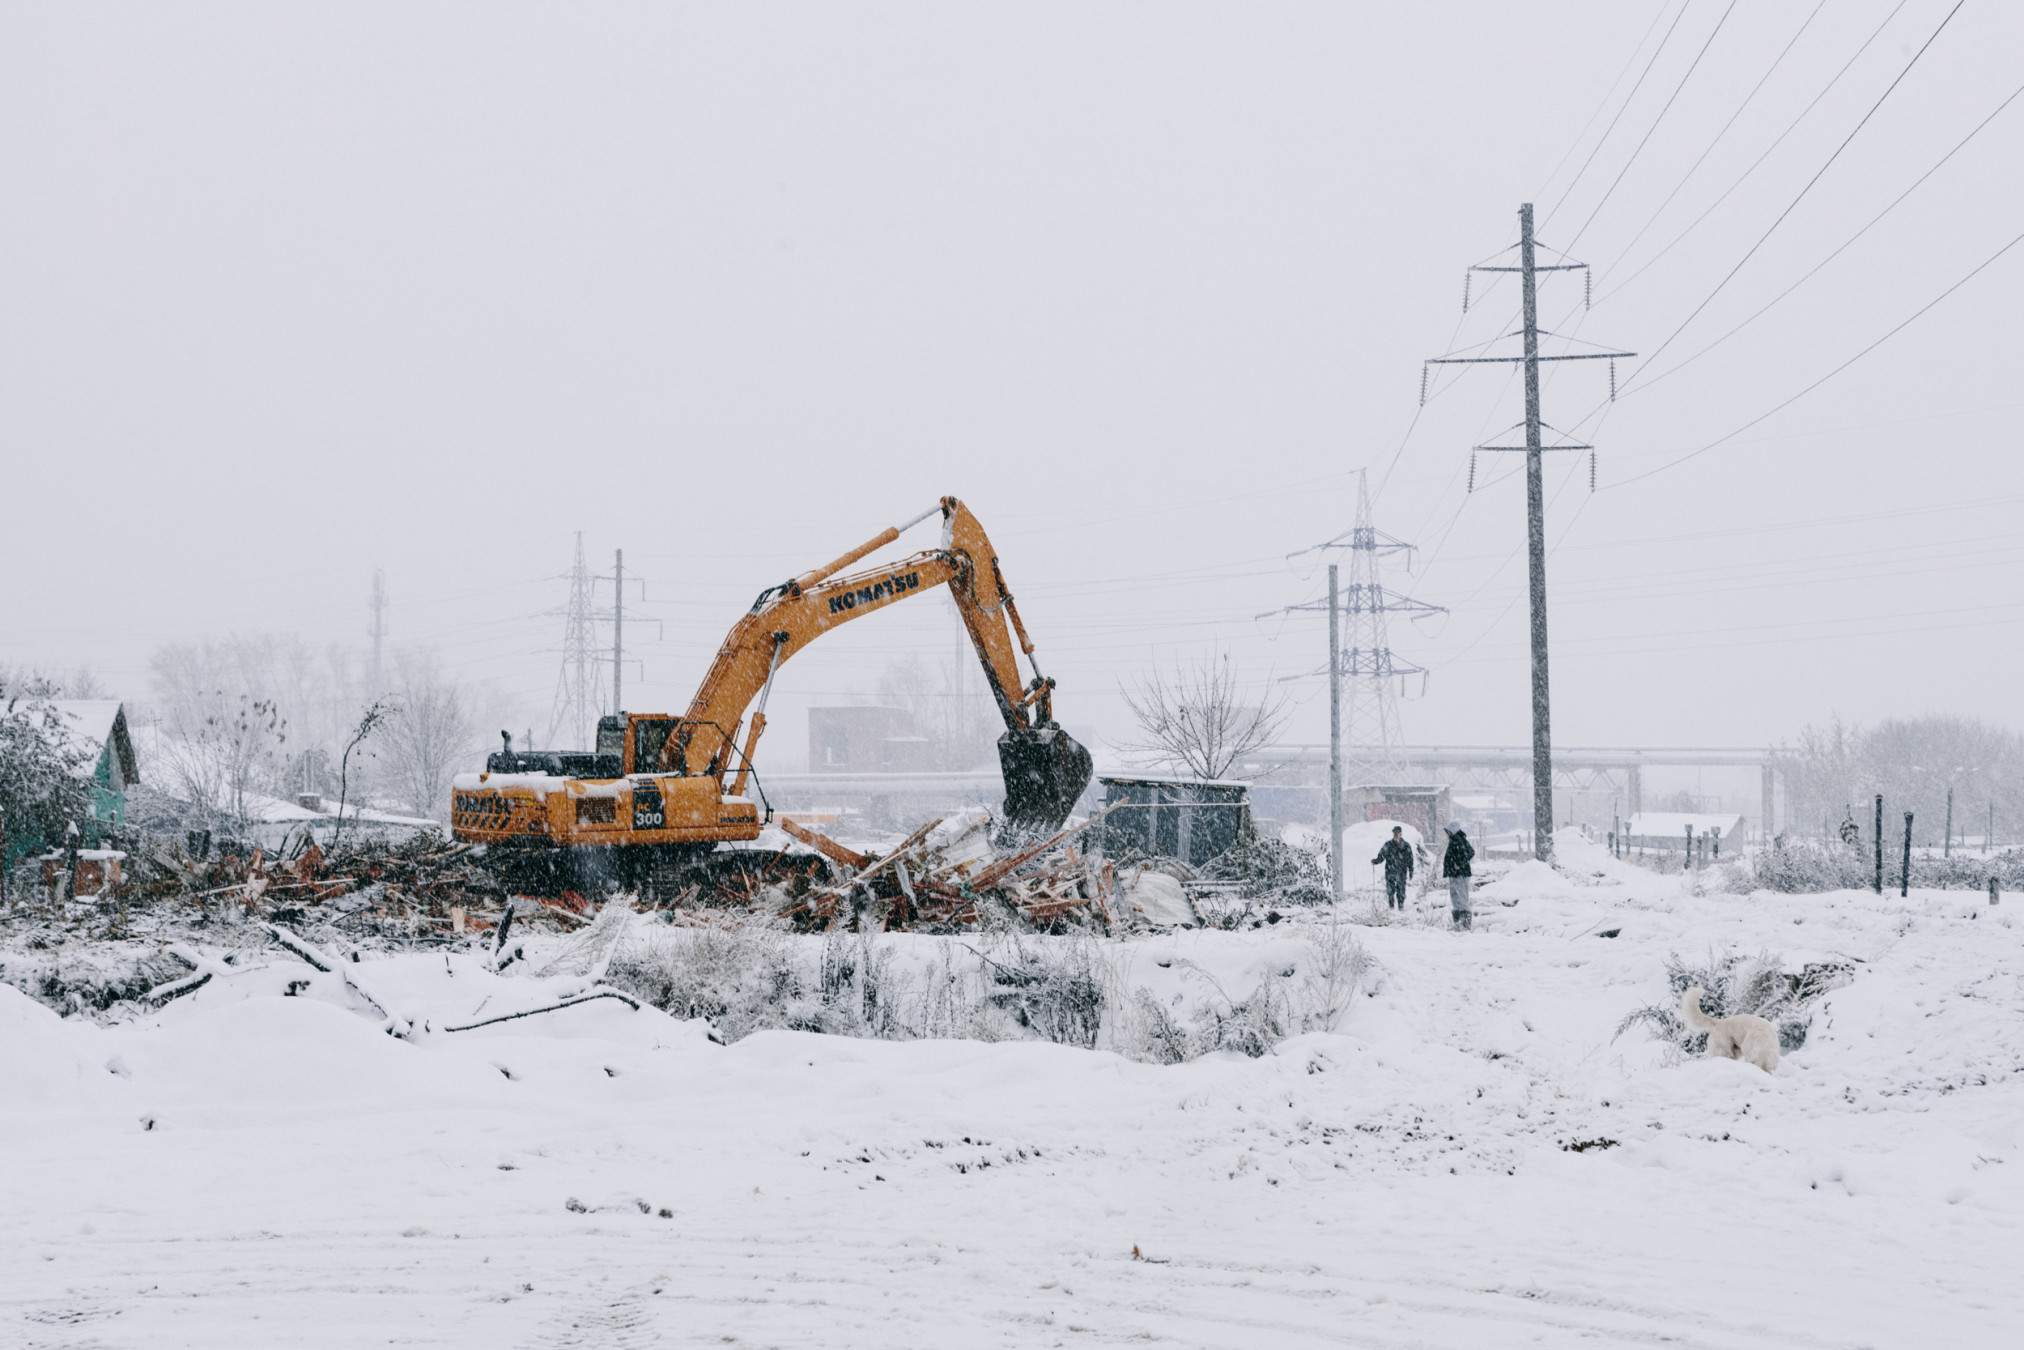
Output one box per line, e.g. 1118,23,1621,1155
1476,858,1567,901
1343,818,1423,864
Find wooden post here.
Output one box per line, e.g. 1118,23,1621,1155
1900,811,1914,898
1989,875,2001,906
1684,824,1693,873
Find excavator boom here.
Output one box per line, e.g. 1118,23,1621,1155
450,497,1091,878
678,497,1092,833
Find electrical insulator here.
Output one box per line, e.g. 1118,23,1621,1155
1467,450,1477,493
1589,450,1597,492
1462,271,1471,313
1584,268,1592,310
1419,365,1429,406
1609,358,1617,402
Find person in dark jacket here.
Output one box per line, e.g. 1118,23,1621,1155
1441,824,1475,930
1372,825,1414,911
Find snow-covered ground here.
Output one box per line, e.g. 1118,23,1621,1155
5,831,2021,1348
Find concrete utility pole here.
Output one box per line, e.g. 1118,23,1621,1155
1518,204,1555,864
611,549,625,714
1328,563,1344,903
368,569,388,694
1423,204,1632,863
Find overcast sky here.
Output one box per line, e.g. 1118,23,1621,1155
4,1,2020,772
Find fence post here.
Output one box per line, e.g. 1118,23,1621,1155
1900,811,1914,898
1684,824,1693,872
1873,795,1884,894
1989,875,2001,907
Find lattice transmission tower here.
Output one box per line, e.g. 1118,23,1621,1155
546,532,602,750
1283,470,1444,779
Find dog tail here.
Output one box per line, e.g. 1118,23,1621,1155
1680,986,1717,1030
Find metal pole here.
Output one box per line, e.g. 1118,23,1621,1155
1519,202,1553,863
612,548,624,714
1873,794,1883,893
1944,786,1953,858
1328,563,1344,902
1900,811,1914,897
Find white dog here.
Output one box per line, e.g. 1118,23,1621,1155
1682,986,1780,1073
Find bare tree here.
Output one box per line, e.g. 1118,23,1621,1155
1120,651,1289,780
378,654,478,819
1775,714,2023,846
333,699,396,849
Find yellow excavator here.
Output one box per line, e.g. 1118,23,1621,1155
449,497,1092,886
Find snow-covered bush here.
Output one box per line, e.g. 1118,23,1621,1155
606,920,820,1042
980,935,1106,1049
0,685,93,862
1196,833,1330,906
1751,837,2024,893
819,928,903,1038
0,940,188,1017
608,911,1364,1061
1616,950,1851,1056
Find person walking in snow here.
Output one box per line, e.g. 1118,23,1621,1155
1372,825,1414,911
1441,824,1475,930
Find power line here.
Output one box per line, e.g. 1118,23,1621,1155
1617,0,1963,388
1542,0,1695,231
1563,0,1741,254
1598,0,1915,301
1597,0,1830,278
1535,1,1681,208
1628,76,2024,395
1607,222,2024,489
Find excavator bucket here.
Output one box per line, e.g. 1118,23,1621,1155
998,725,1095,835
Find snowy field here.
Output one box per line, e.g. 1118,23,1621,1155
5,832,2021,1349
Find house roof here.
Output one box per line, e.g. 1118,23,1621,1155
47,700,139,787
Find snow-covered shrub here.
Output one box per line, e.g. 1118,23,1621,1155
0,940,187,1018
1196,833,1330,906
1616,950,1851,1056
1118,988,1192,1065
606,920,818,1042
819,928,903,1038
1300,911,1366,1033
1752,838,2024,893
980,935,1106,1049
0,686,93,861
1751,839,1876,893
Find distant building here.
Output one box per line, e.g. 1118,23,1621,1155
48,701,141,838
808,706,935,774
1346,784,1452,839
1100,775,1251,867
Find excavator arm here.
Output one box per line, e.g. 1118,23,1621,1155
672,497,1093,831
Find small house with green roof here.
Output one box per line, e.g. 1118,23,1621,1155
48,700,141,840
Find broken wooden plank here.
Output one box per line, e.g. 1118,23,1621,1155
779,817,869,869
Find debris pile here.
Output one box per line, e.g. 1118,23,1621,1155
4,833,584,943
720,807,1127,933
6,802,1329,950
